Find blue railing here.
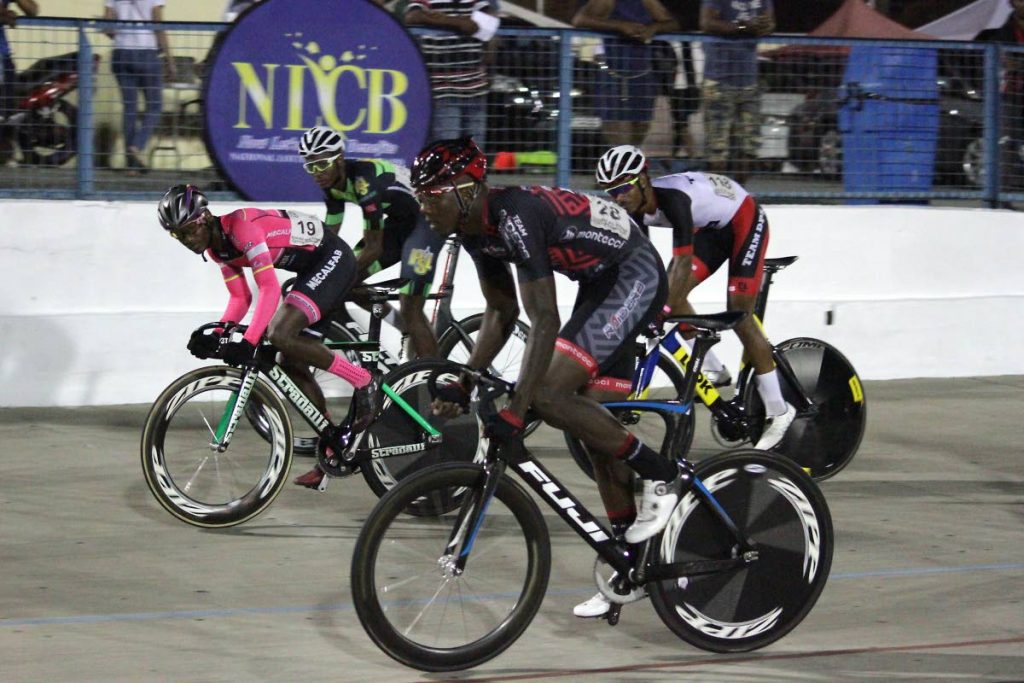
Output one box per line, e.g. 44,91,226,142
1,18,1021,206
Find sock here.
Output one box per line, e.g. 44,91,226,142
756,369,787,416
615,434,678,482
327,353,371,388
607,506,637,540
681,337,725,373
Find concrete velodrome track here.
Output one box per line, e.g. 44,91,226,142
1,376,1022,682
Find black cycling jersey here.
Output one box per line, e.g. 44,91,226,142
463,186,649,284
322,159,419,235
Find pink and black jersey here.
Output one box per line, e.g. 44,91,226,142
207,208,344,345
463,186,649,284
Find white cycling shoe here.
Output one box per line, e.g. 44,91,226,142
624,474,681,544
573,575,648,618
755,403,797,451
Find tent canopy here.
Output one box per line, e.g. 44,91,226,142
809,0,935,40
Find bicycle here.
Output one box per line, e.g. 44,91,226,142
349,311,834,672
566,255,867,482
140,281,483,528
289,235,532,454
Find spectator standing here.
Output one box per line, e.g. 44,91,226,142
404,0,495,150
699,0,774,182
0,0,38,161
103,0,174,176
573,0,679,147
976,0,1024,193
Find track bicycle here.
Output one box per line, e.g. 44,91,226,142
567,255,867,482
140,283,483,528
349,311,834,672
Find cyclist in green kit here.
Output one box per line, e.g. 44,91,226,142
298,125,446,359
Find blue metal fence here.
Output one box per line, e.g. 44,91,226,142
0,17,1021,206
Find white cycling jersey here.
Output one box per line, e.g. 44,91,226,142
644,172,750,231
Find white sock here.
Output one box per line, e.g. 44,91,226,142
756,369,788,416
681,337,725,373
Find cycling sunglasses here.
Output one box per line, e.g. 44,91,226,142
303,154,342,175
168,215,204,240
605,176,639,198
416,181,477,199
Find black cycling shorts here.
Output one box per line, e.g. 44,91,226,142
356,215,446,296
283,231,358,332
555,241,667,392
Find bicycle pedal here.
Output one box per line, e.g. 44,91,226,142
604,603,622,626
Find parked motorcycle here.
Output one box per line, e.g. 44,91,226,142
0,51,95,166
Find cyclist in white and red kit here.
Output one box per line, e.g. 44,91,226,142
595,145,795,451
157,184,382,488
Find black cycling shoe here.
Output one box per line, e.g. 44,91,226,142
351,371,383,433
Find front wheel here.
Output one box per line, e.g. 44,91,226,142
741,337,866,481
650,448,833,652
351,463,551,672
141,366,293,528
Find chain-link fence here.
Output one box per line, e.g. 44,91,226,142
0,17,1020,205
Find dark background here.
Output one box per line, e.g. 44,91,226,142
512,0,999,33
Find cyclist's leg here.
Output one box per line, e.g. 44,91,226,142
724,200,794,447
672,230,730,379
397,215,446,358
533,244,677,543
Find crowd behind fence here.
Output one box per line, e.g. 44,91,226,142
1,17,1022,207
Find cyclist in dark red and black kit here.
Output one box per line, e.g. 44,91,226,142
415,138,683,612
157,184,382,489
595,145,795,450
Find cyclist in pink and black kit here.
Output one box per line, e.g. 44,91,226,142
595,145,795,451
157,184,382,489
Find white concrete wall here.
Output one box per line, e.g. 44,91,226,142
1,200,1022,406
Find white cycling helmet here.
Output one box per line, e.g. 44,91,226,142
595,145,647,184
298,126,346,158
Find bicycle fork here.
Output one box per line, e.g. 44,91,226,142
209,366,261,451
442,457,506,577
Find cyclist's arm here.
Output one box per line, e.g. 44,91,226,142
223,215,282,346
657,187,696,312
464,258,520,372
506,274,560,419
219,262,252,325
355,227,384,279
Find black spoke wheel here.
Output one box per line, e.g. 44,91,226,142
742,337,866,481
357,359,484,514
141,366,293,528
649,449,833,652
351,463,551,672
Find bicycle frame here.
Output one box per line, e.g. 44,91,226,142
448,437,755,585
210,357,441,457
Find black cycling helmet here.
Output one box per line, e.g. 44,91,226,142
158,184,208,231
411,137,487,190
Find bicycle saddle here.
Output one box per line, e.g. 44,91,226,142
664,310,747,332
351,277,411,302
763,256,798,273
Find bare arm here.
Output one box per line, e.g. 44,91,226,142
405,5,480,36
13,0,38,16
355,230,385,280
152,6,175,79
506,275,560,419
665,253,694,312
700,5,774,37
463,268,521,373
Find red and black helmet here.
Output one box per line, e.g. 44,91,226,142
411,137,487,190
